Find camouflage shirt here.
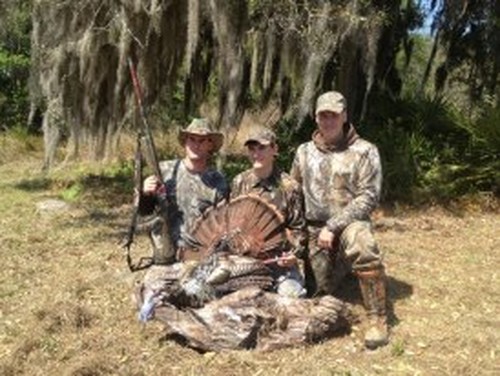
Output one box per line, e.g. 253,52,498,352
231,167,307,258
159,159,229,247
290,124,382,234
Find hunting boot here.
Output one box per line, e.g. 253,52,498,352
149,216,176,265
357,268,389,349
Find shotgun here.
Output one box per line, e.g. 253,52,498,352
127,58,164,184
123,58,174,270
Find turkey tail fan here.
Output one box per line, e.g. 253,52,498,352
182,194,290,261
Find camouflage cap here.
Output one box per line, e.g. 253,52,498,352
244,127,276,146
315,91,347,115
178,118,224,152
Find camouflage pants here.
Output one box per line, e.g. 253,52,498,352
306,221,383,296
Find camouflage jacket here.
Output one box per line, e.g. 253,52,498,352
146,159,229,247
231,167,307,258
290,124,382,234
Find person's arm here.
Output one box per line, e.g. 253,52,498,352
138,160,173,215
285,185,308,260
326,145,382,234
137,175,159,215
286,149,309,258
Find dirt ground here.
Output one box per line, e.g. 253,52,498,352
0,158,498,376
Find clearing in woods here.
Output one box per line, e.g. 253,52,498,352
0,158,498,375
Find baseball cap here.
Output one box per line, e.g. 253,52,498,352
244,127,276,146
315,91,347,115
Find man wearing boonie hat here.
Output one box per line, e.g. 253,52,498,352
290,91,389,349
231,126,307,298
141,118,228,264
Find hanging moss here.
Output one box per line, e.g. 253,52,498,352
31,0,401,167
33,0,187,165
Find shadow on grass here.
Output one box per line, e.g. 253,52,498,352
79,174,132,207
56,207,127,240
12,172,132,213
332,273,413,328
386,275,413,326
14,177,52,191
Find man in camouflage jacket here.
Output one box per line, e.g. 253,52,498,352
231,127,307,297
290,91,389,349
141,118,229,264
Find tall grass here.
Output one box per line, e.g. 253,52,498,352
0,125,42,164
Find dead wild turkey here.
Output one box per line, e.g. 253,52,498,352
133,248,352,352
133,195,352,351
135,284,352,352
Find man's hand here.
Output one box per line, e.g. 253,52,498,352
317,226,335,250
276,252,298,268
143,175,160,195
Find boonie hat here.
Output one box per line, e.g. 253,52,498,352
244,127,276,146
315,91,347,115
178,118,224,152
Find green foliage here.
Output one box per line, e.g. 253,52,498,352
60,182,84,202
391,339,406,357
469,102,500,153
0,47,30,128
101,160,135,193
397,34,437,95
102,160,134,181
274,114,316,171
371,121,419,201
363,92,499,203
154,76,190,129
0,0,32,130
431,0,499,100
220,154,251,182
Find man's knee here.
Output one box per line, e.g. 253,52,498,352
341,221,382,271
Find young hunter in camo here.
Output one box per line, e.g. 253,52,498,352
290,91,389,349
231,127,307,297
141,118,229,264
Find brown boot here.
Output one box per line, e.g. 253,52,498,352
357,268,389,349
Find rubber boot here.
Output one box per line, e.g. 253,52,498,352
357,268,389,349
